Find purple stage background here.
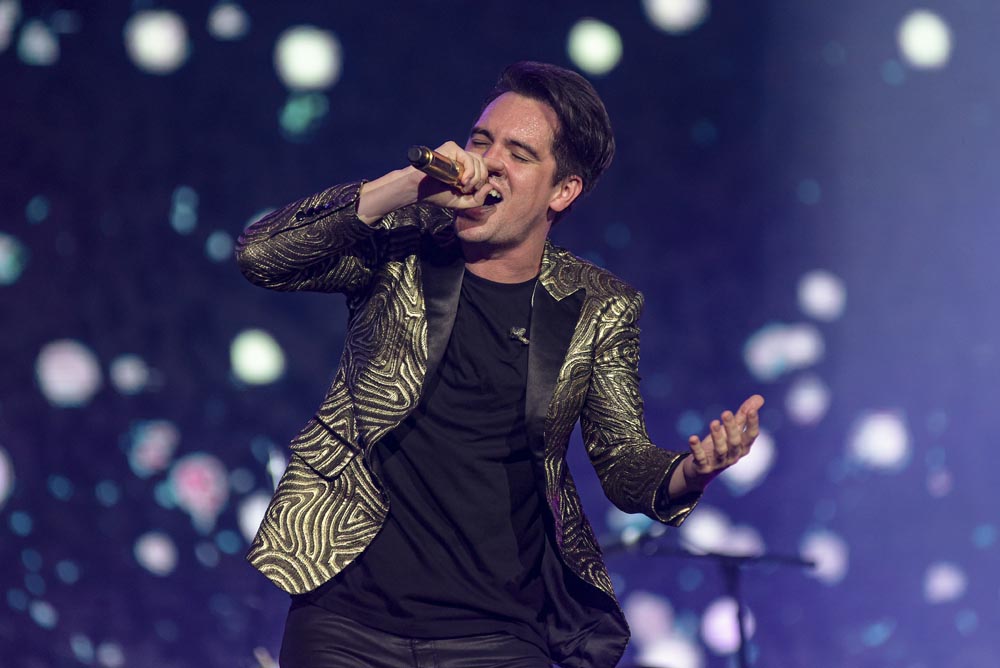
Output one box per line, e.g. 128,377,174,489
2,1,998,667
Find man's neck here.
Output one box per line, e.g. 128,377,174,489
461,241,545,283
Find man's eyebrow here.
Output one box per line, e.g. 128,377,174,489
469,126,542,162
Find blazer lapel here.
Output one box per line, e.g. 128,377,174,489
525,244,585,457
419,237,464,391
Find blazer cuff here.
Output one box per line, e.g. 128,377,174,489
651,453,702,526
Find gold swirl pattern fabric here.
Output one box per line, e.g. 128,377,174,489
236,181,701,665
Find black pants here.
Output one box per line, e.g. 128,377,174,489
279,602,554,668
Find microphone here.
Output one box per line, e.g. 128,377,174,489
408,145,463,186
508,327,530,345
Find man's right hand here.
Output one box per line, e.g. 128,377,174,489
357,141,502,225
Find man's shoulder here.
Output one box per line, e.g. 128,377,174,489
544,242,642,303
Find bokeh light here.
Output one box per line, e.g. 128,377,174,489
719,429,775,495
124,10,190,75
207,2,249,41
636,636,703,668
238,491,271,543
35,339,103,407
848,411,911,472
743,323,824,381
924,561,966,603
127,420,180,478
642,0,710,35
134,531,178,576
0,0,21,52
168,453,229,533
800,529,849,585
0,232,28,284
205,230,234,262
785,374,831,425
109,354,150,395
230,329,286,385
18,19,58,66
624,591,674,644
797,269,846,321
566,18,623,76
273,26,342,91
0,446,13,511
701,597,755,655
898,10,952,70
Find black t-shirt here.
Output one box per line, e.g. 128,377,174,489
304,270,549,650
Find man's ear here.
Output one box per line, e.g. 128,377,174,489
549,175,583,213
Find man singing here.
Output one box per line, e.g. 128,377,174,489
236,61,763,668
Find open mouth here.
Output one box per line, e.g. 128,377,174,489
484,188,504,206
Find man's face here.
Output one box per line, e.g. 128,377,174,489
454,92,576,251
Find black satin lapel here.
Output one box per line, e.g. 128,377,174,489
526,286,585,450
419,239,464,389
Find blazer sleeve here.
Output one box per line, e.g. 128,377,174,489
579,290,702,526
235,181,387,295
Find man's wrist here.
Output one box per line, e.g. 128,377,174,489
357,167,423,225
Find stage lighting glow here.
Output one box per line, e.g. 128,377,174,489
279,92,330,140
274,26,342,91
238,491,271,542
0,233,27,285
231,328,286,385
135,531,177,576
124,10,190,75
26,194,49,223
924,561,966,603
169,453,230,533
208,2,249,41
624,592,673,644
171,185,198,234
0,447,12,511
229,468,255,494
848,411,910,472
798,269,846,321
96,641,125,667
18,19,58,66
743,323,824,382
800,529,849,585
70,634,94,663
637,636,703,668
642,0,710,35
36,339,103,407
898,10,952,70
206,230,234,262
786,374,831,425
723,525,765,557
719,429,774,495
0,0,21,53
566,18,622,76
110,354,150,395
701,597,755,655
29,599,58,629
128,420,180,478
679,505,730,553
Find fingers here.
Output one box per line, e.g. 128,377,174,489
689,434,711,471
738,394,765,416
710,419,730,460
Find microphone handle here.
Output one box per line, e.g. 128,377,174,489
407,145,463,186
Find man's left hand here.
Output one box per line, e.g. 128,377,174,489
670,394,765,498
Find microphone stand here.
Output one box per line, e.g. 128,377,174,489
603,532,816,668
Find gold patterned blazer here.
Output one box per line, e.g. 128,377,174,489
236,182,700,668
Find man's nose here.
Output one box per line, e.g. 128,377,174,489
482,150,505,176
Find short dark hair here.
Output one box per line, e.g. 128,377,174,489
482,61,615,203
